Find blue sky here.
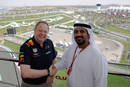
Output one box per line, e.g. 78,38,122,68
0,0,129,7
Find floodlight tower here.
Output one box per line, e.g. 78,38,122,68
96,3,101,12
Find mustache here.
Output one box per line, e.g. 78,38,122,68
75,36,84,39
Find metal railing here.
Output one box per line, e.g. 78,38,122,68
0,51,130,86
0,57,130,77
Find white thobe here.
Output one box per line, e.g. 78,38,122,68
55,44,108,87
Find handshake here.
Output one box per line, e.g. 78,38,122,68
46,65,57,84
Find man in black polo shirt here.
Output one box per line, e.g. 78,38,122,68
19,21,57,87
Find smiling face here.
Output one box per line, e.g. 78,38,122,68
74,27,90,46
34,22,49,44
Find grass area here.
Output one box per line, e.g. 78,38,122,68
65,21,74,26
53,69,67,87
49,15,73,25
16,26,34,34
0,13,72,37
103,25,130,36
119,41,130,64
53,70,130,87
55,47,64,52
0,13,58,22
55,26,68,29
0,28,6,36
108,74,130,87
4,40,20,58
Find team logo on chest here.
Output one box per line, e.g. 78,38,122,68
32,48,40,57
33,48,38,53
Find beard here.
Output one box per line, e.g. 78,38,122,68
35,36,45,44
76,40,85,46
75,36,86,46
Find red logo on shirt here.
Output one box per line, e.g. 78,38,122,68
20,57,24,62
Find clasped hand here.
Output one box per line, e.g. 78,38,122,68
46,65,57,84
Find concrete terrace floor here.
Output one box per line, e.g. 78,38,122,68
0,46,21,87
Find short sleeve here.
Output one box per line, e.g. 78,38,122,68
18,44,32,66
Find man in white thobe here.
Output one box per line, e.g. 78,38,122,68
54,22,108,87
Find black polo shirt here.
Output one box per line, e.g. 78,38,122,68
19,37,57,84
